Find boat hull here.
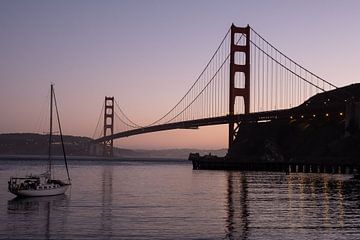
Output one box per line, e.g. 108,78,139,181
10,185,70,197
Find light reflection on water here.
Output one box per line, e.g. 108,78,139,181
0,160,360,239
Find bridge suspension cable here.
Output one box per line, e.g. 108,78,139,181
114,100,143,128
247,27,336,112
92,103,104,139
147,27,233,126
250,28,337,89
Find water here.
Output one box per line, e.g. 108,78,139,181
0,159,360,239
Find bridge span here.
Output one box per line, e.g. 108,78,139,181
92,24,350,157
94,102,345,144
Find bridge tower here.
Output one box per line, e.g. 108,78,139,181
229,24,251,149
103,96,114,157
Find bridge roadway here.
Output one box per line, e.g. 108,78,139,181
94,103,344,143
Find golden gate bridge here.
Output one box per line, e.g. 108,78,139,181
92,24,342,157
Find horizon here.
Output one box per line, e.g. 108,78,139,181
0,132,228,151
1,1,359,149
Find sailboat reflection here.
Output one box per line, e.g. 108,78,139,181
8,194,68,212
7,195,69,239
225,172,249,240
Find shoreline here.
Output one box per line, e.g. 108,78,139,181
0,154,188,163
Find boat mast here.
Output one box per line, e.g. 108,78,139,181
48,84,54,177
53,87,71,183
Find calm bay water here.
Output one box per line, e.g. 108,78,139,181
0,159,360,239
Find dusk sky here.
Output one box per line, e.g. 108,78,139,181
1,1,359,149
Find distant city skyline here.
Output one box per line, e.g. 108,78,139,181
1,0,359,149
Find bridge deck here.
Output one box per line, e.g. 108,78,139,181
94,103,344,143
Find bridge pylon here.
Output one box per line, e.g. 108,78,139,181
103,96,114,157
229,24,251,149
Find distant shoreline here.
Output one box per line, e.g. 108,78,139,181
0,154,189,163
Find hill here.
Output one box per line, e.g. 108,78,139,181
228,83,360,164
0,133,92,156
0,133,226,159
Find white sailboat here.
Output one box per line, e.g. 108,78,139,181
8,84,71,197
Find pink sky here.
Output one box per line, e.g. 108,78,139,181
1,1,359,149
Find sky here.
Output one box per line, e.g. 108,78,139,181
1,0,359,149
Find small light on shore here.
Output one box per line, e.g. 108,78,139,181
326,113,329,117
340,112,343,116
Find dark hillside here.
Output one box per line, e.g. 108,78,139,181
0,133,92,156
228,83,360,164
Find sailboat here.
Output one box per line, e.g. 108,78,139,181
8,84,71,197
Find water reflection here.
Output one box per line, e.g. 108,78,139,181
101,166,113,239
225,172,249,240
336,179,344,227
286,174,353,230
225,172,360,239
7,195,69,239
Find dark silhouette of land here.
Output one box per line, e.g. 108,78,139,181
0,133,225,159
190,83,360,171
228,84,360,163
0,133,92,156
